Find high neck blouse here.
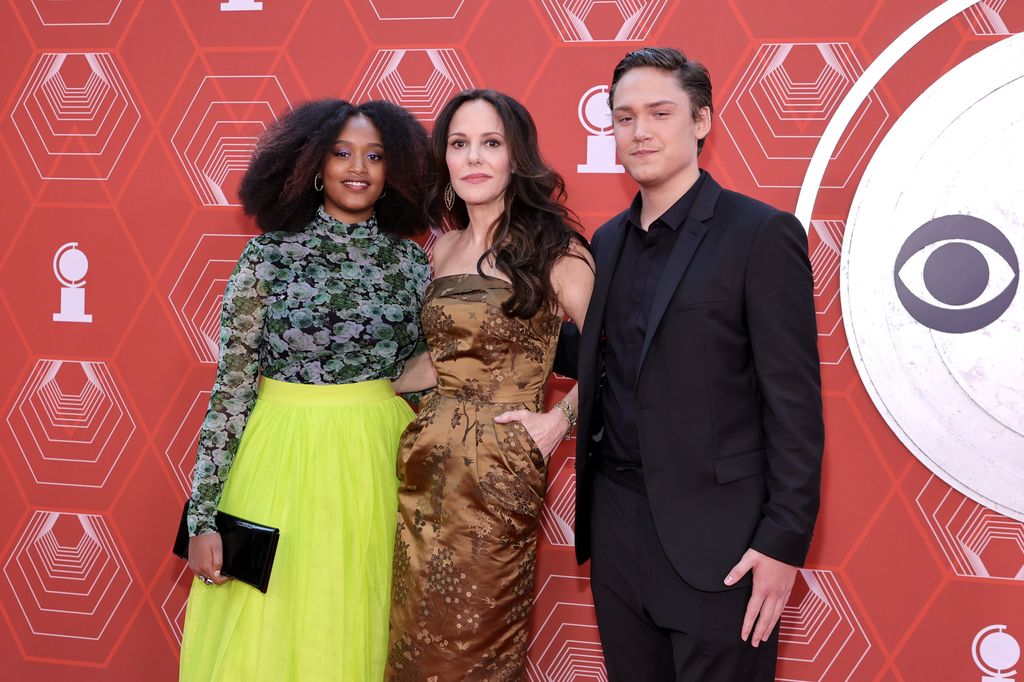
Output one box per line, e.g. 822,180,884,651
187,207,431,535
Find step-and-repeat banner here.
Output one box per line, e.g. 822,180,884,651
0,1,1021,680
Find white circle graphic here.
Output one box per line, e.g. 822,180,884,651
54,242,89,286
980,631,1021,671
843,34,1024,521
974,625,1021,675
578,85,613,135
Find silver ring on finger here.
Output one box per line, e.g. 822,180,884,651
200,575,214,585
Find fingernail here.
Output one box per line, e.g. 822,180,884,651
724,576,734,585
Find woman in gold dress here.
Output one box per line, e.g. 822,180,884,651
386,90,594,680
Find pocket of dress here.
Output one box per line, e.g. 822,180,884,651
482,419,547,519
509,419,546,473
494,419,546,488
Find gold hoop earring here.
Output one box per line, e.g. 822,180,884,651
313,173,323,192
444,182,455,211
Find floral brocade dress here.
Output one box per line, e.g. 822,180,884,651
387,273,561,681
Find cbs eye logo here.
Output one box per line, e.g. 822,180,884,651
841,32,1024,522
894,214,1019,333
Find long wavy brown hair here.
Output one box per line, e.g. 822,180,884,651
429,89,590,319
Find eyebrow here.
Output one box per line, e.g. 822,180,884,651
612,100,679,113
447,131,505,138
334,139,384,147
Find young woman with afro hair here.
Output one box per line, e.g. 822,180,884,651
179,98,434,681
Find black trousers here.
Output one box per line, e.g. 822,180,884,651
589,468,779,681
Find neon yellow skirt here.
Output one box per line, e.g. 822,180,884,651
179,378,413,681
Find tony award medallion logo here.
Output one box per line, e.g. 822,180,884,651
219,0,263,11
974,625,1020,681
53,242,92,323
577,85,623,174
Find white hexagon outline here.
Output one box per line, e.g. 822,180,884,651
368,0,466,21
160,563,192,645
720,42,889,190
167,233,252,364
170,75,292,206
810,220,848,365
352,49,474,121
917,475,1024,581
538,0,668,42
28,0,123,26
5,359,136,488
2,511,133,640
963,0,1016,36
540,454,576,547
528,574,605,682
164,389,212,494
10,52,141,181
777,569,871,682
795,0,979,227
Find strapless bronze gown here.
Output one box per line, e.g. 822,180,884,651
387,274,560,681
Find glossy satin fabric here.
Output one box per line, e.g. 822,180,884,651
387,274,560,681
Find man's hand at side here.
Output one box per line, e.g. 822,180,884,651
724,548,798,647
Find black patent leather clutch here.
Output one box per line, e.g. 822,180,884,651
173,500,280,593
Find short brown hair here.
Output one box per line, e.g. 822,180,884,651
609,47,713,152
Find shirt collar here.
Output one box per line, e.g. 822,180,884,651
626,170,707,232
313,205,378,236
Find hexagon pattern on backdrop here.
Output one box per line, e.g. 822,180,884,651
0,1,1020,680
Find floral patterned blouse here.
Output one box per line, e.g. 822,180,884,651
187,206,431,536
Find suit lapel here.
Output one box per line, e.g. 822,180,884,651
635,175,721,379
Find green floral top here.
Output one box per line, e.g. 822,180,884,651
187,206,431,535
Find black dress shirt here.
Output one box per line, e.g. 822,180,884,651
599,171,706,468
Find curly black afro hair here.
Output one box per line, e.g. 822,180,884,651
238,98,430,238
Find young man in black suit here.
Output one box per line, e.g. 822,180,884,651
572,47,824,680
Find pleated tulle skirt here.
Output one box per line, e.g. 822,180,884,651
179,377,414,682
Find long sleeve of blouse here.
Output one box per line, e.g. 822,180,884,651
187,208,431,536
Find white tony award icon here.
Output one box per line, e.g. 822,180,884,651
577,85,624,174
53,242,93,323
219,0,263,11
974,625,1021,682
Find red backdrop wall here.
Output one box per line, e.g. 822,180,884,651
1,1,1022,680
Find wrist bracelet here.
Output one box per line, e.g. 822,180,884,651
554,399,577,434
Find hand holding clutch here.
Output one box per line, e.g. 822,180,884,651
173,500,280,593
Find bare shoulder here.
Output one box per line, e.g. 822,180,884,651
551,240,596,284
551,240,595,326
429,229,461,267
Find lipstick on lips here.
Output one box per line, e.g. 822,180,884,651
460,173,491,184
342,178,371,191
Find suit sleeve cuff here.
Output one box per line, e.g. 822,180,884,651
750,516,812,567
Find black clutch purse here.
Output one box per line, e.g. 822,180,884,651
173,500,280,593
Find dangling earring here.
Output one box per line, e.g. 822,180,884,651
378,186,387,199
444,182,455,211
313,173,323,192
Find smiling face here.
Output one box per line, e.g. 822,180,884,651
445,99,512,215
611,66,710,191
321,113,385,224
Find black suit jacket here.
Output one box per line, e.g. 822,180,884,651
573,172,824,592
